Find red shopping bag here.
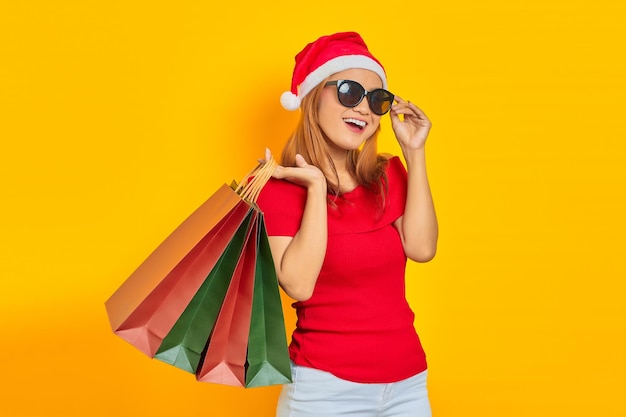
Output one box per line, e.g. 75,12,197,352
196,219,259,386
105,186,248,357
106,158,292,387
153,207,256,373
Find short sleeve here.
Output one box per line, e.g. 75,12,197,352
384,156,408,222
257,178,307,237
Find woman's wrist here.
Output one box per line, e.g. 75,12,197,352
307,178,328,197
401,146,426,168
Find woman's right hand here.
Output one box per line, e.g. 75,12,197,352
262,148,328,301
265,149,327,192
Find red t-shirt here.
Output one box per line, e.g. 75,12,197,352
256,156,427,383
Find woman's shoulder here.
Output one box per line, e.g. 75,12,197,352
257,178,306,237
260,177,306,199
382,154,407,180
257,178,307,212
374,154,407,194
382,155,407,220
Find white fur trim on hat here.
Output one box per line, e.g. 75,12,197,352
280,55,387,111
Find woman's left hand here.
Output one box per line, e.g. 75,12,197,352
389,96,432,151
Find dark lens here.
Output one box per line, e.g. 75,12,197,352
369,89,394,115
337,81,365,107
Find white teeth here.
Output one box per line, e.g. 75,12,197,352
344,118,366,127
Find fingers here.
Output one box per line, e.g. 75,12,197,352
261,149,308,167
272,157,326,189
393,96,422,113
294,153,308,168
258,147,273,164
259,147,282,166
391,96,430,124
267,152,308,180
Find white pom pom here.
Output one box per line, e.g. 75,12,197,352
280,91,300,111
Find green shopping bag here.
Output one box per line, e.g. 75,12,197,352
195,212,291,388
196,218,259,386
245,215,292,387
153,208,256,373
108,157,292,387
105,184,249,358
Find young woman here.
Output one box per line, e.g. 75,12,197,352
257,31,438,417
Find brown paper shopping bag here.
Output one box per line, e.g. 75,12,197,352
105,159,276,358
106,158,292,388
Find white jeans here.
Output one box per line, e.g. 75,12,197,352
276,363,432,417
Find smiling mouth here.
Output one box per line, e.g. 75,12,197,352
343,118,366,130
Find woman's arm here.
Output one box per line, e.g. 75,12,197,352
267,153,328,301
394,147,438,262
389,98,439,262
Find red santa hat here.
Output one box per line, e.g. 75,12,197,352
280,31,387,111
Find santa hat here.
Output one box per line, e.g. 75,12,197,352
280,32,387,111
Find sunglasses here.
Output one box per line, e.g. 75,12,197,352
324,79,395,115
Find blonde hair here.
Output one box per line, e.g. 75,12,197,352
280,79,389,201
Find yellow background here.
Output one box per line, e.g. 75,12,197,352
1,1,625,416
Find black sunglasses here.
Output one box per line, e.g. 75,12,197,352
324,79,395,115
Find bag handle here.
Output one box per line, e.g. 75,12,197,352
235,156,278,203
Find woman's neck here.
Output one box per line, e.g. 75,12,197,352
327,149,358,194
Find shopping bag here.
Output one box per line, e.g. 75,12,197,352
152,160,274,375
104,185,249,357
106,158,291,388
244,217,292,387
196,219,259,386
195,212,292,388
153,209,256,373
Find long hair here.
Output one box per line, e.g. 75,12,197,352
280,78,389,203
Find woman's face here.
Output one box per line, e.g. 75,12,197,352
317,68,384,158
